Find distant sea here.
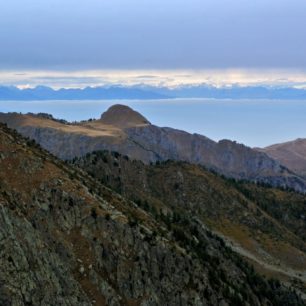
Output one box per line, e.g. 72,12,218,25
1,98,306,148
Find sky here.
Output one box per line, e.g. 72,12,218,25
1,2,306,146
0,0,306,88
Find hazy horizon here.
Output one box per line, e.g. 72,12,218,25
1,1,306,148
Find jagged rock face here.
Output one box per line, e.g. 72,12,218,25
125,126,282,177
1,124,305,305
0,105,306,192
124,125,306,192
259,138,306,179
0,205,90,306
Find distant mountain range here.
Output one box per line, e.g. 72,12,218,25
0,85,169,100
1,84,306,100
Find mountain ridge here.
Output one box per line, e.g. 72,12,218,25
1,105,306,193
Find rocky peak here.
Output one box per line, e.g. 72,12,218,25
100,104,151,128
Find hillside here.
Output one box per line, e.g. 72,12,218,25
260,139,306,178
2,123,305,305
1,105,306,193
71,150,306,297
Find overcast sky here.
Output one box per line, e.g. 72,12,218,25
1,2,306,145
0,0,306,87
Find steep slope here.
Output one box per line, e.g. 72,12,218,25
1,124,304,305
1,105,306,192
72,150,306,296
123,125,306,192
259,139,306,178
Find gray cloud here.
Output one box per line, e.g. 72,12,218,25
0,0,305,71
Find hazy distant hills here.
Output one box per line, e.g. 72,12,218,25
0,85,169,100
1,104,306,193
1,84,306,100
151,85,306,100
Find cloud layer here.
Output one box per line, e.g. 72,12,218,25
1,69,306,89
0,0,306,71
